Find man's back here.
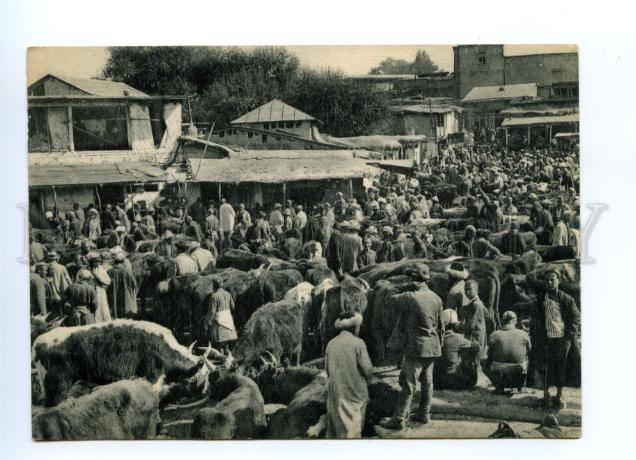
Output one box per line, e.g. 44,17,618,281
395,287,444,358
488,326,531,364
175,253,198,275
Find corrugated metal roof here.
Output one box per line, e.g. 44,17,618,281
462,83,537,103
39,74,150,98
500,105,578,116
501,113,579,127
389,104,462,114
231,99,315,124
29,162,165,187
190,150,377,183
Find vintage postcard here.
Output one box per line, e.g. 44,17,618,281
27,45,580,440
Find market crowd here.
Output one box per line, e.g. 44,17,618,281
30,142,581,436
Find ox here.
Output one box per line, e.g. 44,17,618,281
190,373,267,440
32,378,164,440
32,320,215,407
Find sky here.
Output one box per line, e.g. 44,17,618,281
27,44,577,84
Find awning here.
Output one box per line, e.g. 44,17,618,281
501,113,579,127
29,162,167,187
366,160,416,176
554,132,579,139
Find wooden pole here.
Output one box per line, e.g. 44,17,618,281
349,179,353,199
95,185,102,211
527,126,531,146
218,183,222,203
282,182,286,205
505,127,509,147
67,106,74,151
52,186,58,214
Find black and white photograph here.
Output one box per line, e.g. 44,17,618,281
25,43,583,440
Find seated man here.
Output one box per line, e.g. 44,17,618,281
483,311,532,394
434,309,480,390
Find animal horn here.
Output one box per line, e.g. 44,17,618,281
188,340,197,354
202,355,216,371
263,350,278,365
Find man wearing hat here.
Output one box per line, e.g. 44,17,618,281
88,252,111,323
246,212,270,254
445,262,470,311
86,208,102,241
429,196,444,218
46,251,72,297
30,262,50,315
219,198,236,237
189,241,215,272
483,311,531,394
189,214,206,242
293,205,308,232
155,230,177,258
174,240,198,275
107,251,138,319
380,265,443,429
236,203,252,228
29,233,48,263
268,203,284,234
434,309,480,390
340,221,364,274
61,269,97,326
326,221,346,277
377,226,403,263
530,268,580,409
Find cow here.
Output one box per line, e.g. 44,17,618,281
32,378,164,440
267,371,328,439
215,249,270,271
30,314,66,344
32,320,215,407
320,276,369,352
254,353,323,405
190,373,267,440
234,299,305,366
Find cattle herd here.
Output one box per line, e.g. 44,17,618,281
29,144,581,440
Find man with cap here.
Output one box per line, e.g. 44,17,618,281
46,251,72,297
107,251,138,319
246,212,269,254
377,226,402,263
205,206,220,235
501,196,518,215
61,269,97,326
268,203,284,235
483,311,531,394
183,215,204,243
174,240,199,275
189,241,215,272
101,204,116,231
459,279,489,357
315,214,333,257
501,220,527,256
204,278,238,352
73,203,85,230
29,233,48,263
530,201,555,245
340,221,364,274
380,266,443,429
293,205,308,232
326,221,346,277
434,309,480,390
530,267,580,409
357,235,377,269
30,262,50,315
333,192,347,218
155,230,177,258
236,203,252,228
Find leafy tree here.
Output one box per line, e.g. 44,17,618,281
103,46,388,134
283,70,390,137
412,50,439,74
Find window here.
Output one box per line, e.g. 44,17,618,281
143,183,159,192
248,132,253,139
218,130,225,138
478,51,486,65
278,122,285,128
295,121,302,127
72,105,129,151
262,134,268,143
263,122,270,129
436,113,444,126
285,121,294,128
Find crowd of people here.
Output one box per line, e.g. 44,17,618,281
29,142,581,437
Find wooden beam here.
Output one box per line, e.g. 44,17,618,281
67,105,74,151
218,183,222,203
282,182,286,204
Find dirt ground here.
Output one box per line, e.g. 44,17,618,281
372,364,581,439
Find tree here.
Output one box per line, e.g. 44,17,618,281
369,49,439,75
103,46,388,135
283,70,390,137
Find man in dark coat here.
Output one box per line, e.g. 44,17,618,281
30,262,49,315
107,252,138,319
530,268,580,409
326,223,345,277
183,215,203,243
434,309,479,390
459,280,488,359
500,221,527,256
61,269,97,325
380,267,444,429
155,231,177,258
